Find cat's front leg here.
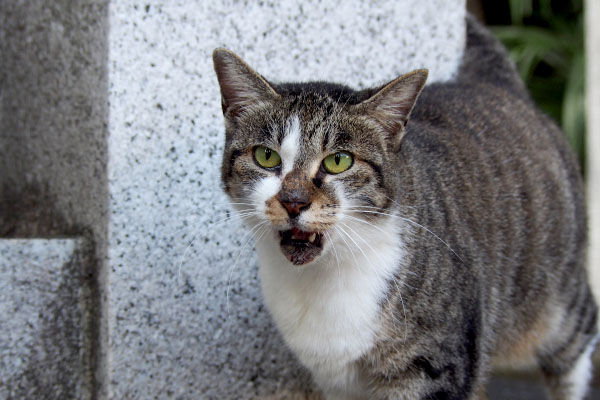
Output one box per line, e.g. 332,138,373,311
359,346,488,400
366,372,487,400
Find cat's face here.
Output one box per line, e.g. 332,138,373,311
213,49,427,266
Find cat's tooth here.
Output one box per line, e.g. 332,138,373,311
309,233,316,243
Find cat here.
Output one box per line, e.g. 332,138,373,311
213,16,598,400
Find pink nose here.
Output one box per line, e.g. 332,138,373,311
280,201,310,217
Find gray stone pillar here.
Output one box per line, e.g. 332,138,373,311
587,0,600,307
1,1,108,399
1,1,466,398
586,0,600,373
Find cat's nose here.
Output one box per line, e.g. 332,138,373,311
279,174,311,218
280,199,311,218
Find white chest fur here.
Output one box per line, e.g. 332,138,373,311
256,218,404,397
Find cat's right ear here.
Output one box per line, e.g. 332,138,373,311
212,49,279,119
357,69,428,146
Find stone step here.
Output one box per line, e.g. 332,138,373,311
0,238,95,400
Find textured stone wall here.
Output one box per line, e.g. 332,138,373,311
0,1,466,398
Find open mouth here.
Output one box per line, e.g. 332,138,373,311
279,227,324,266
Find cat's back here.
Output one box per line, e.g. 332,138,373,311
404,12,584,243
403,16,585,245
401,14,586,283
409,77,578,185
396,17,592,371
405,75,585,260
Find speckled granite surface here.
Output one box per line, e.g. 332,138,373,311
106,1,465,398
0,239,92,400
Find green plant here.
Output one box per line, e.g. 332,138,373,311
491,0,585,171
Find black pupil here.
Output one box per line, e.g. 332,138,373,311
265,148,271,160
335,153,341,165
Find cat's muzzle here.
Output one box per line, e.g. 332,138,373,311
279,227,324,265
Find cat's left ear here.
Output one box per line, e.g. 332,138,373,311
358,69,428,144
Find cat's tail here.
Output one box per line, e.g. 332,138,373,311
457,14,530,101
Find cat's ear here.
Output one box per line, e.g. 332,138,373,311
359,69,428,143
212,48,279,119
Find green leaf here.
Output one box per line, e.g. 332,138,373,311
562,52,585,163
509,0,533,24
491,0,585,172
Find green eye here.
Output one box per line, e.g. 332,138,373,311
323,152,353,174
254,146,281,169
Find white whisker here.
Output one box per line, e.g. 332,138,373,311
344,215,430,296
211,210,261,225
343,214,394,237
176,235,197,283
346,203,421,210
337,222,373,267
346,209,464,263
227,202,260,206
333,225,360,273
226,220,270,317
391,277,409,343
324,230,341,278
339,220,409,341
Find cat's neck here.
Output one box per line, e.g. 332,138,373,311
255,215,406,372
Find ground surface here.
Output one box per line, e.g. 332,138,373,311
488,374,600,399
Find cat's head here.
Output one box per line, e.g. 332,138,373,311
213,49,427,266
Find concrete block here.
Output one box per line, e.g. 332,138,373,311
0,239,93,400
0,2,109,396
106,1,465,398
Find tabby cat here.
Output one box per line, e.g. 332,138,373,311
213,16,598,400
